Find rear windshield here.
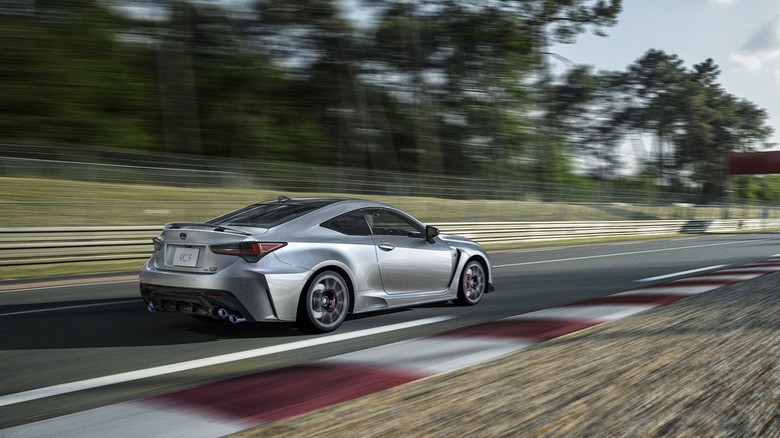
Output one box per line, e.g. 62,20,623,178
206,199,338,228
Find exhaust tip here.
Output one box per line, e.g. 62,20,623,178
216,308,230,319
228,314,247,324
146,302,155,313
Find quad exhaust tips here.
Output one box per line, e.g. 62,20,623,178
146,303,245,323
217,307,246,323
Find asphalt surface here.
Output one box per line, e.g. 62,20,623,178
238,263,780,437
2,232,779,433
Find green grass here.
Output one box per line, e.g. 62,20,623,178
0,176,770,227
0,259,147,281
0,176,776,280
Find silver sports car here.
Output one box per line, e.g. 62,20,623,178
139,197,493,332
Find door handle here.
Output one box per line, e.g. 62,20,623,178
378,243,395,252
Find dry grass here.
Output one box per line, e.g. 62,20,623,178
0,177,764,227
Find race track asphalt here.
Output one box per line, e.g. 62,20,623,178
236,266,780,437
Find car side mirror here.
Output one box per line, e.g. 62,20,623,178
425,225,439,243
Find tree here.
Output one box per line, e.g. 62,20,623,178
0,0,625,187
530,1,623,184
0,1,162,149
587,50,774,197
366,2,538,175
358,0,622,177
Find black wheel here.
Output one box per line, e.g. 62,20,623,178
457,260,486,306
297,270,350,333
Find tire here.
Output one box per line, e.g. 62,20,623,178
297,270,350,333
457,259,486,306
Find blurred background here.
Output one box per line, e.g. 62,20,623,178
2,0,780,228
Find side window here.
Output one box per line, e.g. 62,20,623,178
369,210,424,236
321,210,371,236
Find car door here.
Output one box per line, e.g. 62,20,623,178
320,209,383,293
368,209,453,294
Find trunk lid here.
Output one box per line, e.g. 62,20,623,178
151,223,262,273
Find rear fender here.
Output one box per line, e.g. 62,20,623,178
273,242,382,295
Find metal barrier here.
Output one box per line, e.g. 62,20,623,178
435,219,780,245
0,226,160,266
2,219,778,267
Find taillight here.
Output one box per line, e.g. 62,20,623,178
152,237,163,252
210,242,286,262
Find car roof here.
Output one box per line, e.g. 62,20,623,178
259,197,347,207
263,197,410,232
261,197,388,210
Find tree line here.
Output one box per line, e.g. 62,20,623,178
0,0,776,200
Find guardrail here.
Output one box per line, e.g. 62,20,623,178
435,219,780,246
0,226,161,266
2,219,779,268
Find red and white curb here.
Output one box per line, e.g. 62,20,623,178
6,258,780,437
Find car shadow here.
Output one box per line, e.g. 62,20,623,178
0,299,305,350
0,298,443,350
344,306,414,321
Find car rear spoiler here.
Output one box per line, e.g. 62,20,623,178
165,222,252,236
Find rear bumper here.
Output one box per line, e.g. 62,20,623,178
140,283,257,320
138,257,311,322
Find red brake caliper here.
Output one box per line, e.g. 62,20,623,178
323,290,336,311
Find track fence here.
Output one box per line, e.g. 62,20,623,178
3,219,778,269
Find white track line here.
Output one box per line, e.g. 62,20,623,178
721,266,780,273
1,401,244,438
636,265,726,282
614,286,716,296
494,240,762,268
0,279,138,294
320,337,534,375
0,300,139,317
668,274,760,283
507,304,657,322
0,316,454,408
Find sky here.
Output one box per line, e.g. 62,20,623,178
550,0,780,150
